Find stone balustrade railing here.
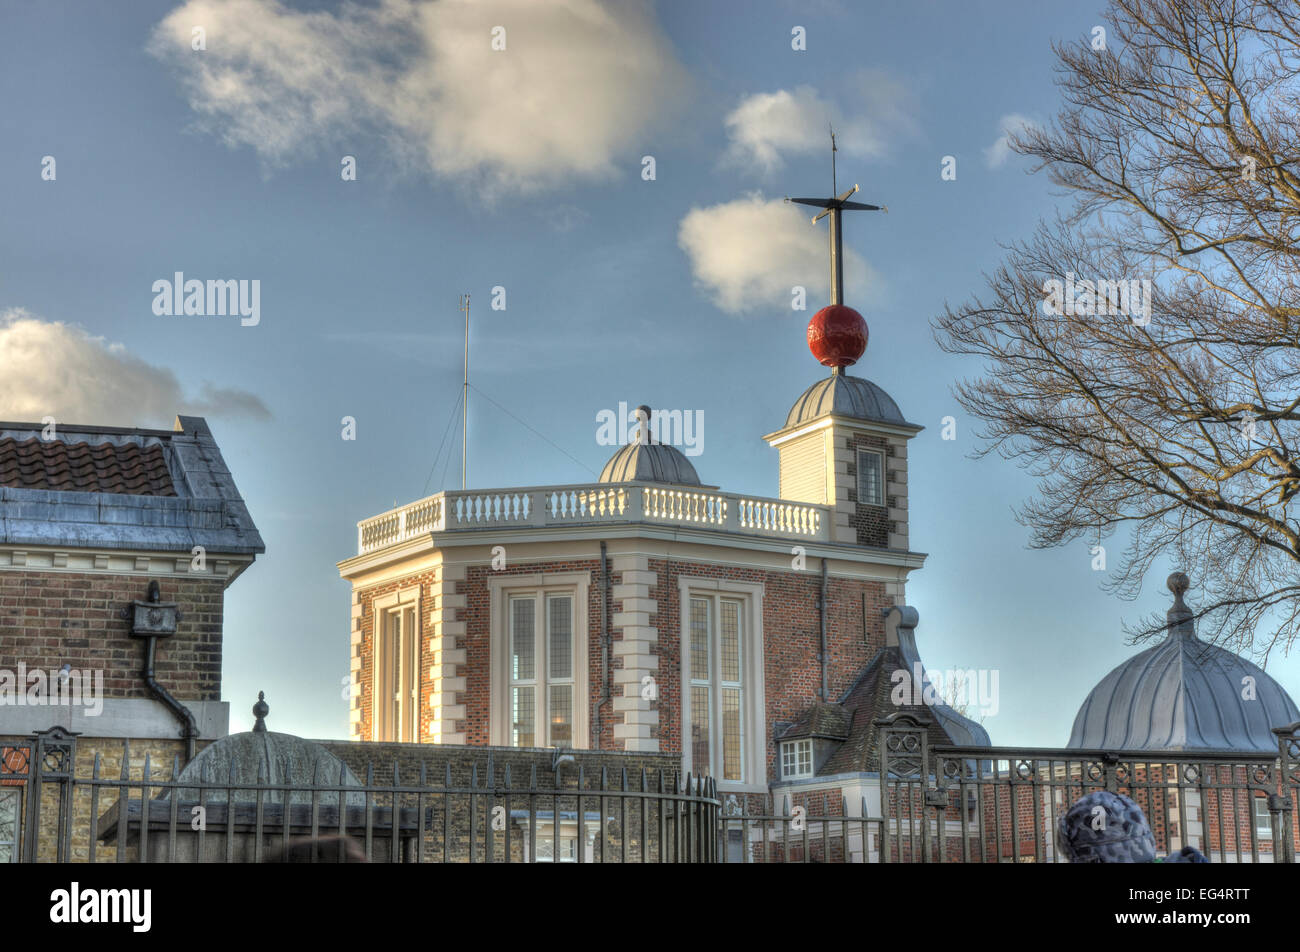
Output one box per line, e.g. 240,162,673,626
356,482,828,554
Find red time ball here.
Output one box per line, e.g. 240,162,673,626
807,304,868,367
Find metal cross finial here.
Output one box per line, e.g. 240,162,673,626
786,132,887,306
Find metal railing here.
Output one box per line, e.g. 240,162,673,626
10,720,1297,863
355,482,829,554
3,731,720,863
877,714,1300,863
715,793,883,863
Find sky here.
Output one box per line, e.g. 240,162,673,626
3,0,1296,744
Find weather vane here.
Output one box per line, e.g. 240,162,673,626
785,125,887,306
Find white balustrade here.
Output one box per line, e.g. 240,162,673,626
356,482,827,554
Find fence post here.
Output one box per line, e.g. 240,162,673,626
23,727,78,863
875,712,932,864
1273,721,1300,863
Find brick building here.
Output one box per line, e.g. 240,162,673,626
337,303,990,812
0,415,263,770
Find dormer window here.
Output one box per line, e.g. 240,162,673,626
781,739,813,779
856,449,884,506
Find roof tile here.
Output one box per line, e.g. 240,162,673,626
0,437,176,496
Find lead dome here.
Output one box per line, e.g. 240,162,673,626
1067,574,1300,753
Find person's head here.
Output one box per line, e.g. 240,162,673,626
263,835,368,863
1056,791,1156,863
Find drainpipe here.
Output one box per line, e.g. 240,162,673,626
818,559,829,701
126,581,198,762
143,635,198,762
591,541,611,745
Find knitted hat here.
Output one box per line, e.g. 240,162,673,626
1056,791,1156,863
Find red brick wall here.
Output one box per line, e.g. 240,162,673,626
352,568,440,743
463,559,603,747
355,553,891,780
648,557,889,781
0,570,225,701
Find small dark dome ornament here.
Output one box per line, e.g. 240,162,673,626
252,691,269,732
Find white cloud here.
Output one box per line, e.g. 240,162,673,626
149,0,688,194
0,309,270,426
984,113,1035,168
722,71,918,175
677,194,877,314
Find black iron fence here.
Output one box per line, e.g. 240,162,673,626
709,716,1300,863
716,793,882,862
876,713,1300,863
1,729,719,863
7,718,1300,863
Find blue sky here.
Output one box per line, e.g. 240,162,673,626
3,0,1295,743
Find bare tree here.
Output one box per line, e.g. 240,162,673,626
935,0,1300,658
941,671,988,727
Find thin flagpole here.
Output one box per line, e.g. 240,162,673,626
460,293,470,490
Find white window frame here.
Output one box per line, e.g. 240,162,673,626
489,572,590,748
856,448,885,507
781,739,813,779
677,576,766,792
1253,796,1272,838
371,585,421,743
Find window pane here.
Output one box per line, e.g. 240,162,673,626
690,598,709,681
0,789,17,863
720,601,740,682
690,685,711,775
511,598,535,681
549,684,572,745
722,688,742,781
390,611,400,690
858,451,883,506
403,608,418,742
548,595,572,680
512,686,535,747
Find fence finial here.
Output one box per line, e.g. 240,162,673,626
252,691,269,732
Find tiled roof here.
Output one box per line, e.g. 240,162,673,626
777,702,850,741
0,437,176,496
0,416,264,556
816,645,958,775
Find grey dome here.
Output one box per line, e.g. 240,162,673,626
167,696,365,804
598,407,702,488
786,372,905,428
1068,575,1300,753
169,731,366,805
